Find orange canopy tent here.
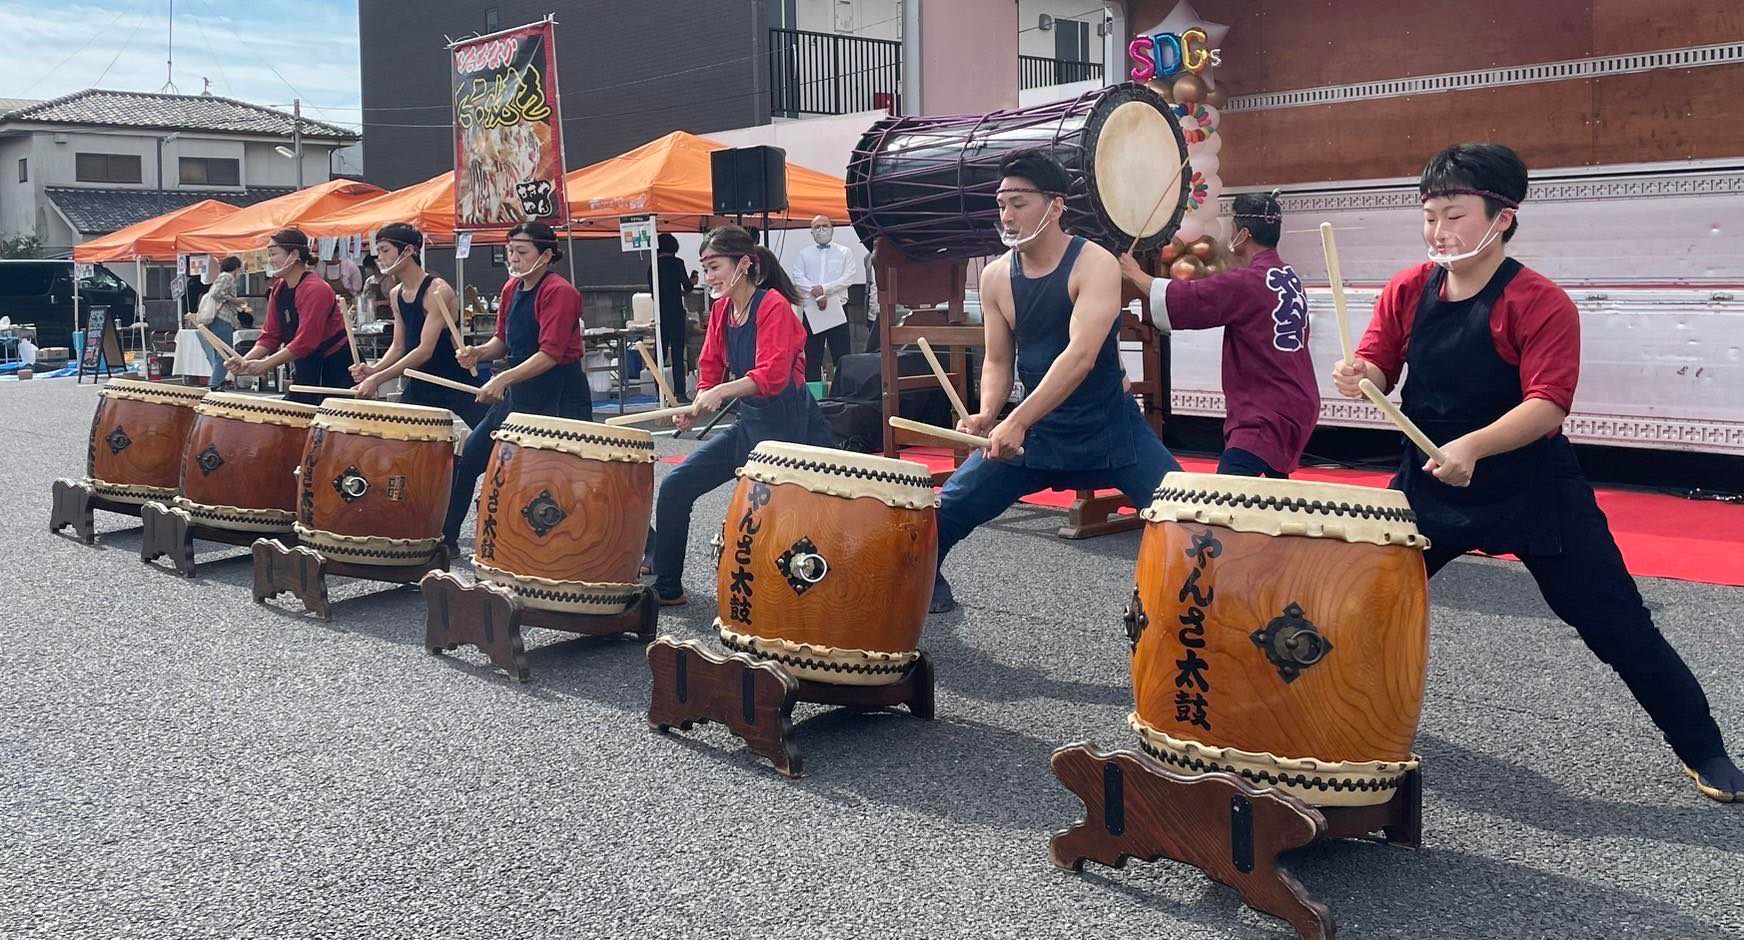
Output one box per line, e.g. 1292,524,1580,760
72,199,239,263
174,179,386,255
298,172,481,245
562,131,850,233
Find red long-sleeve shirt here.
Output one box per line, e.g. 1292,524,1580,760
495,273,584,364
256,275,345,359
1355,262,1580,414
697,290,807,397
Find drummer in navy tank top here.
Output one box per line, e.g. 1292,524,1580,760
350,223,488,428
929,150,1182,613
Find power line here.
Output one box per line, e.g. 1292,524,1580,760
188,11,234,97
93,3,157,88
20,0,144,96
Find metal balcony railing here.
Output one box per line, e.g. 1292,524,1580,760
1019,55,1104,90
769,28,902,118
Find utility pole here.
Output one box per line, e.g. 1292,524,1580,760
293,98,304,190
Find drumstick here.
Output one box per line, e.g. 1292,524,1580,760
1319,222,1355,365
1128,154,1195,254
889,415,1023,457
193,322,242,362
404,368,479,396
634,341,680,407
289,384,358,396
426,291,478,376
605,403,700,426
915,338,971,425
1358,378,1448,465
339,298,361,366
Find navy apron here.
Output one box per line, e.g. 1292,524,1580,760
1394,258,1568,555
275,278,354,406
726,289,832,445
1011,236,1135,470
397,274,486,422
501,275,590,419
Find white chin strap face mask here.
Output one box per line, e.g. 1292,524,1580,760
1426,213,1507,269
812,228,831,246
997,202,1058,249
507,252,549,281
266,258,294,278
709,265,747,301
378,252,411,276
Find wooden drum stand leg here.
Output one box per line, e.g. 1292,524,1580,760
646,637,936,778
252,537,450,622
138,501,281,578
1048,743,1423,940
420,572,657,683
50,478,142,546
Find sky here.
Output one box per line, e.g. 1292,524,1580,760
0,0,362,130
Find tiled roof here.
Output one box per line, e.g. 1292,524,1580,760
47,186,297,235
0,97,42,117
4,89,357,141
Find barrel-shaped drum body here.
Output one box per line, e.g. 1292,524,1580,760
85,379,208,503
473,414,656,614
295,400,457,566
176,393,316,532
846,82,1188,260
1129,473,1431,806
714,442,939,686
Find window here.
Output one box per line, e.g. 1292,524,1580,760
179,157,240,186
80,266,126,292
16,158,24,183
75,153,142,184
485,6,498,31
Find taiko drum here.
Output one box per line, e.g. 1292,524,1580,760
714,441,939,686
175,393,316,532
472,414,656,614
1128,473,1431,806
295,399,456,566
84,378,208,504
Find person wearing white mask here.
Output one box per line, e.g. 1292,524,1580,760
790,213,856,383
1333,142,1743,804
225,228,354,405
926,150,1180,613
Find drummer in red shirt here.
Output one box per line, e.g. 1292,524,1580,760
227,228,355,405
1332,142,1741,804
1119,192,1318,477
644,224,833,606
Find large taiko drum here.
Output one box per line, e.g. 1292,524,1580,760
85,378,208,504
846,82,1189,260
1128,473,1431,807
175,393,317,532
294,399,457,566
714,442,939,686
472,414,656,614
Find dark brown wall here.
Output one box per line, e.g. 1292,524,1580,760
1126,0,1744,184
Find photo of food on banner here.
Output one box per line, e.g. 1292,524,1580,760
450,20,569,229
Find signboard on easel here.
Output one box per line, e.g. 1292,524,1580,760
77,306,124,383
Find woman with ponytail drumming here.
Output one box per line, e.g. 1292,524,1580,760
646,225,834,606
440,221,591,551
348,223,488,427
226,228,355,405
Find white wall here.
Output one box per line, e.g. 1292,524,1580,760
793,0,903,40
1016,0,1110,63
0,137,35,238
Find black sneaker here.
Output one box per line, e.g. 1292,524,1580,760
928,574,956,614
1685,755,1744,803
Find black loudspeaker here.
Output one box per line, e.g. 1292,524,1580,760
710,145,789,216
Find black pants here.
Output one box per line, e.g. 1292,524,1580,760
1423,476,1726,765
1217,446,1287,478
805,322,851,383
864,320,881,354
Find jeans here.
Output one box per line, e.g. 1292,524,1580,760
935,408,1181,567
202,318,235,389
1217,446,1288,478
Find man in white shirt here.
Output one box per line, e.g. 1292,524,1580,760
862,249,882,353
790,214,857,382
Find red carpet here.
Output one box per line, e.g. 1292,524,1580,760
661,449,1744,587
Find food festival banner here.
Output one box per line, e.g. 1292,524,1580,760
450,17,570,231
